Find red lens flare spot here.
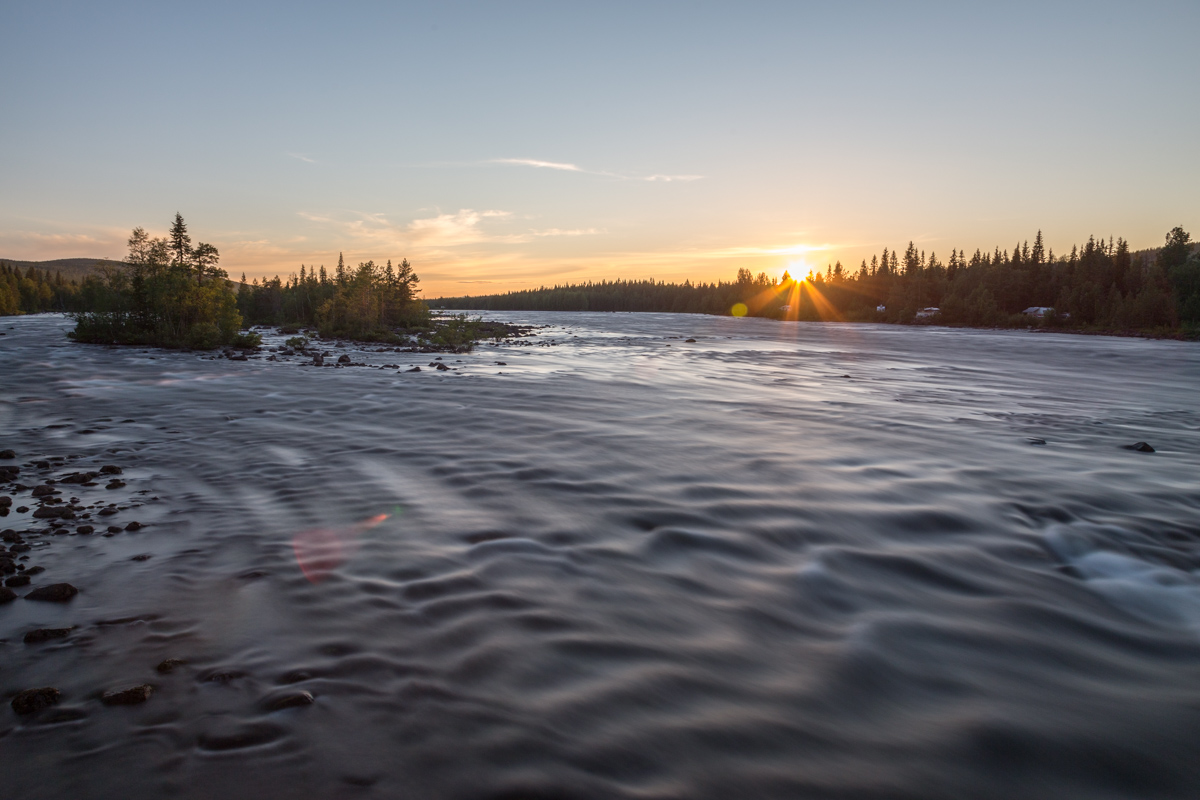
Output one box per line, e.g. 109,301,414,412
293,513,390,583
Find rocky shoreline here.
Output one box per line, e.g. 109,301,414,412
2,448,160,717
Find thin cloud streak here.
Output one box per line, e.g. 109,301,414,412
287,153,317,164
493,158,702,183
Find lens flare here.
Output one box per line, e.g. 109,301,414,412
731,303,748,317
293,512,390,583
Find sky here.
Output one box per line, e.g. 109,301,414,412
2,1,1197,296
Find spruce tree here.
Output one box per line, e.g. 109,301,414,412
169,213,192,268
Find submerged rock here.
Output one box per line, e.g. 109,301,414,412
0,450,15,459
32,485,58,497
24,627,72,644
0,496,10,508
1124,441,1156,453
6,574,30,587
77,525,94,535
312,353,324,366
25,583,78,602
156,658,186,673
0,587,16,603
405,366,421,372
125,521,143,531
99,465,122,475
11,687,61,715
265,690,315,711
102,684,153,706
1027,437,1047,445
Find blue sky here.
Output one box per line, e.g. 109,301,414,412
2,1,1197,294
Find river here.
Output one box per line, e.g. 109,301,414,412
1,312,1198,799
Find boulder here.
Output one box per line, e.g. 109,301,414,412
156,658,186,673
0,496,9,508
1124,442,1155,453
337,354,352,365
6,574,30,587
32,485,57,497
102,684,153,706
0,450,15,459
405,366,421,372
77,525,94,535
125,521,143,531
11,687,61,715
312,353,324,366
25,583,78,602
0,587,16,603
99,465,122,475
24,627,72,644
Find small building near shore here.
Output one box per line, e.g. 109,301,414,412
915,307,940,319
1022,306,1055,318
876,305,886,312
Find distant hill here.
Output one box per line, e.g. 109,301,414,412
0,257,127,283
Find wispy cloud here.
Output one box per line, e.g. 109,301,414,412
495,158,583,172
287,153,317,164
493,158,702,183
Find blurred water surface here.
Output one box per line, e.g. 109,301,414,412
1,312,1198,799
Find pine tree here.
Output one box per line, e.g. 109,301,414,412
336,253,346,285
170,213,192,268
1032,230,1045,264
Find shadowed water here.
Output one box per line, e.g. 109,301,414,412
1,312,1198,799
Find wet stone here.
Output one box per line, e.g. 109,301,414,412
107,526,122,533
1125,441,1156,453
156,658,186,673
0,587,16,603
25,583,78,602
99,465,122,475
26,565,44,575
77,525,94,535
106,480,126,490
132,553,152,561
265,690,315,711
125,521,143,531
24,627,72,644
6,574,30,587
11,687,61,715
15,506,28,513
0,496,10,508
102,684,153,706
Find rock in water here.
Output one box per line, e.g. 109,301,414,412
6,574,30,587
337,354,352,365
12,687,61,714
405,366,421,372
0,496,10,508
312,353,324,366
0,587,16,603
1027,438,1047,445
25,583,78,602
24,627,72,644
1124,441,1156,453
156,658,186,673
0,450,15,459
99,465,122,475
265,690,315,711
125,521,142,531
102,684,153,706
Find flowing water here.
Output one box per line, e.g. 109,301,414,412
1,312,1198,799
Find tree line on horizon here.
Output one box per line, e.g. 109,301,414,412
0,213,434,348
432,226,1200,334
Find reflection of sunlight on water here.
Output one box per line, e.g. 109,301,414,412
293,513,390,583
